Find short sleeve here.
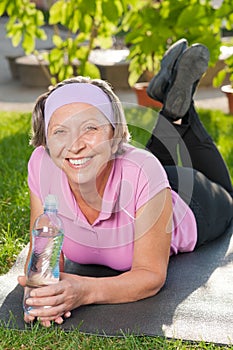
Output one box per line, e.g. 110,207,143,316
28,146,59,202
28,146,45,199
135,152,171,211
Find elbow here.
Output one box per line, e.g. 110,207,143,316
146,270,167,298
134,270,167,301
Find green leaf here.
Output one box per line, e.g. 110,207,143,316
5,0,16,16
70,9,80,33
50,76,57,86
102,0,123,22
66,64,74,77
75,45,89,60
22,32,35,54
64,1,74,29
49,0,63,24
11,29,22,47
78,0,96,16
95,35,113,49
74,32,88,45
78,13,93,33
48,62,57,76
80,61,101,79
177,4,207,28
7,21,22,37
36,28,47,41
213,69,227,88
225,17,233,31
53,34,63,47
49,48,64,65
25,3,36,16
60,2,68,26
0,0,9,16
128,68,140,87
58,66,65,81
35,10,45,26
66,37,74,50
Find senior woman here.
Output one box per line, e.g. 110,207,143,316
18,68,232,326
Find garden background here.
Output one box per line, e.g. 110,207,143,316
0,1,233,348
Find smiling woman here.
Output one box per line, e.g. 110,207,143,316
17,60,233,328
47,102,115,194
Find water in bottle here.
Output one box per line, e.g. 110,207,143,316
23,194,64,313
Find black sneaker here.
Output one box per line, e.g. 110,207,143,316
146,38,188,103
164,44,210,118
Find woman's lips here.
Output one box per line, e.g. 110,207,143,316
67,157,92,168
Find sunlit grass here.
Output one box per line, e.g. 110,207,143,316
0,112,32,273
0,322,231,350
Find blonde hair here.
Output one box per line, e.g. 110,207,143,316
30,76,131,153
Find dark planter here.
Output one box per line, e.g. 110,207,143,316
89,49,130,89
15,54,51,87
6,55,21,79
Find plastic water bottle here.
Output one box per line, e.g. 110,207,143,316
23,194,64,313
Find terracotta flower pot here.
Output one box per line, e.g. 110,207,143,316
221,84,233,115
133,82,163,109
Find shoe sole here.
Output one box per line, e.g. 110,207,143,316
164,44,210,117
147,38,188,102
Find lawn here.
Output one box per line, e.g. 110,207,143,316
0,108,233,349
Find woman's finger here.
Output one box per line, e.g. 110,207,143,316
39,319,52,328
24,313,35,323
18,275,27,287
64,311,71,318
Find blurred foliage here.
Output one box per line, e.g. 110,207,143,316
122,0,233,85
1,0,129,84
213,51,233,87
1,0,233,86
0,0,46,54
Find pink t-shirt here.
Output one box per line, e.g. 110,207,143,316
28,145,197,271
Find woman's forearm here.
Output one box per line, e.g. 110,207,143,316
68,268,166,306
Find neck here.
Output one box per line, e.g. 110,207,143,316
69,160,113,218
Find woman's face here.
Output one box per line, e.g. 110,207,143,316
47,102,115,187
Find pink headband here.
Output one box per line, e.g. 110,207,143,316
44,83,115,137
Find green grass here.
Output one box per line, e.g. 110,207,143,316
0,323,232,350
0,112,32,274
0,108,233,349
0,323,226,350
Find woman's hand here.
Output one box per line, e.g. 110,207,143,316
18,274,77,327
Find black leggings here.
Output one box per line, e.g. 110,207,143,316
146,104,233,248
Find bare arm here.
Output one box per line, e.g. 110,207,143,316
76,187,172,304
25,188,172,324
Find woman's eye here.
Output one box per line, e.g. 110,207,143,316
54,129,65,135
85,125,98,131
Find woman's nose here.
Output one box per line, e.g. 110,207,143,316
67,133,86,153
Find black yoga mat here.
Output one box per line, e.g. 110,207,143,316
1,220,233,344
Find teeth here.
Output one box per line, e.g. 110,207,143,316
69,157,91,166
